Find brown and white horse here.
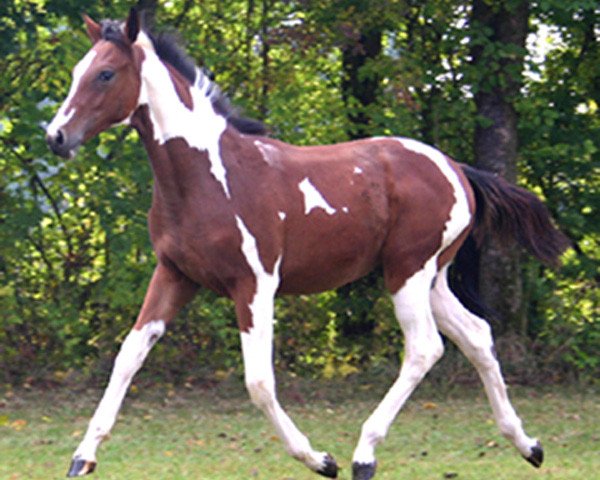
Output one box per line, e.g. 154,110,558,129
46,9,568,479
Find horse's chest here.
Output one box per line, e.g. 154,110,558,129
149,215,248,296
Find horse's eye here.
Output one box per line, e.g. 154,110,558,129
98,70,115,83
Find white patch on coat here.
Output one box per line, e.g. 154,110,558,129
278,211,286,221
47,50,98,137
72,319,165,463
431,266,539,457
353,166,363,174
235,215,281,307
353,260,443,466
342,207,349,213
396,138,470,247
136,38,231,198
255,140,279,166
298,178,336,215
235,216,328,472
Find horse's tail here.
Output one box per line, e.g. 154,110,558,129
450,164,570,316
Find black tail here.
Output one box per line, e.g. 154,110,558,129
450,165,571,316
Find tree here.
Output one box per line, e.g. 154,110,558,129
0,0,597,383
469,0,530,333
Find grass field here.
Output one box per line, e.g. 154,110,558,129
0,378,598,480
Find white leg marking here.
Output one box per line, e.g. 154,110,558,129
235,216,329,472
235,215,281,315
396,138,471,247
298,177,336,215
353,261,444,465
137,44,231,198
47,50,98,136
73,320,165,462
431,267,539,456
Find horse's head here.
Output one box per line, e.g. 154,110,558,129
46,9,143,158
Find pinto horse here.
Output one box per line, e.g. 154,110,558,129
46,9,569,479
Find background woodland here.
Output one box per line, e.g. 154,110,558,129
0,0,598,386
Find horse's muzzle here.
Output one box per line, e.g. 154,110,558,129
46,129,76,159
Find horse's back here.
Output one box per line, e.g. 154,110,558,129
269,137,473,294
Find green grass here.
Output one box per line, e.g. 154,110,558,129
0,380,598,479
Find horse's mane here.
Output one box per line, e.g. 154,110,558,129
99,19,267,136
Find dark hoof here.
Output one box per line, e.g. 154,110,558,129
67,456,97,477
352,461,377,480
316,453,338,478
524,441,544,468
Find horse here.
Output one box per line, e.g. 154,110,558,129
46,9,569,479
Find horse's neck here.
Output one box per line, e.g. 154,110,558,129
132,50,240,205
137,49,227,153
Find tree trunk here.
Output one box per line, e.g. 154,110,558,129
336,23,383,338
341,27,382,140
470,0,529,334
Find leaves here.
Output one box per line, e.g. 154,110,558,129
0,0,597,384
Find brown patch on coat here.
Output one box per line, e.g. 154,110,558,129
377,140,455,293
164,63,193,110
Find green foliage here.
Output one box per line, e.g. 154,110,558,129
0,0,597,384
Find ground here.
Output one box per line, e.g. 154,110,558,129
0,377,598,479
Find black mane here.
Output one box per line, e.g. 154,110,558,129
100,19,266,136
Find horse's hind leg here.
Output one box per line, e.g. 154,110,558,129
431,266,543,467
352,261,444,480
67,263,197,477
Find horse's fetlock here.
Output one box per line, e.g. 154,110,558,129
499,418,521,440
361,421,386,447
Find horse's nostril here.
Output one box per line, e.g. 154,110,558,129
56,130,65,145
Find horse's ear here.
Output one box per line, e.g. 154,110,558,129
83,14,102,44
125,7,140,43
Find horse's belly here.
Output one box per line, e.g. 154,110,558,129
277,220,385,295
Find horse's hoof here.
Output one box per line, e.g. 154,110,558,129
66,456,97,477
316,453,338,478
352,461,377,480
524,441,544,468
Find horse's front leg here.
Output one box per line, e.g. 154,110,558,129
67,263,197,477
234,286,338,479
230,221,338,479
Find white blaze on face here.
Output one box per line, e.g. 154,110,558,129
137,36,231,198
298,177,336,216
47,50,98,137
396,138,470,248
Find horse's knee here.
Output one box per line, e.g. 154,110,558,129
463,324,498,371
417,335,444,368
404,336,444,382
112,321,165,380
245,378,275,409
